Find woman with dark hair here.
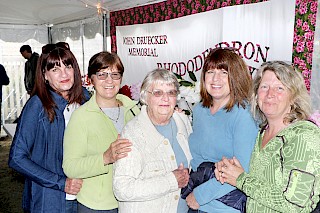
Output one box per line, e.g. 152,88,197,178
186,48,259,212
63,51,140,212
9,43,89,213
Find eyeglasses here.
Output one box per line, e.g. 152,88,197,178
42,42,70,54
95,71,122,80
147,89,178,97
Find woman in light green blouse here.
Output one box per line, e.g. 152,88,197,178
215,61,320,212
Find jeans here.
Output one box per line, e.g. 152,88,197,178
0,100,2,126
66,200,78,213
188,209,206,213
78,202,118,213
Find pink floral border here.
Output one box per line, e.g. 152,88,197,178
293,0,318,91
110,0,318,90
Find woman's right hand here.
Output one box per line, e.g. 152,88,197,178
65,178,83,195
172,163,189,188
215,157,235,184
216,157,244,186
103,134,132,165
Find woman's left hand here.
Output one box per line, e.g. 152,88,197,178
103,134,132,165
186,192,200,210
64,178,83,195
220,157,244,186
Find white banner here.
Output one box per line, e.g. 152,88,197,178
116,0,295,86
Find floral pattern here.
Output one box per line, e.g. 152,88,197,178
110,0,318,91
293,0,318,91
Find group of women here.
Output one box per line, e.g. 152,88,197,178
7,42,320,213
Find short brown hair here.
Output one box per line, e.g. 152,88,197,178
88,51,124,78
200,48,252,111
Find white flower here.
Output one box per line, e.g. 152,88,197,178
194,81,200,93
180,86,200,104
175,72,201,119
178,77,200,104
130,81,142,101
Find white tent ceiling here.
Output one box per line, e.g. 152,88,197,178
0,0,165,25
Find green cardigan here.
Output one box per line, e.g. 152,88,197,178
237,120,320,213
63,93,140,210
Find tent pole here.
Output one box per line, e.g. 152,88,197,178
48,26,52,44
80,21,85,74
102,12,107,51
105,11,111,52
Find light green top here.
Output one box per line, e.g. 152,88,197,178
237,120,320,213
63,93,139,210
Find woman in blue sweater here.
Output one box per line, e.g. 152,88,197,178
186,48,259,212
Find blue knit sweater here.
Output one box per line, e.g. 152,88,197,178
189,103,258,213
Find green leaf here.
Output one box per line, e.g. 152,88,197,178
180,80,194,87
174,72,182,80
188,71,197,82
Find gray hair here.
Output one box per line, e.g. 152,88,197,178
251,61,311,127
140,68,180,105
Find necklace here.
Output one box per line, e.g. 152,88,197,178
101,103,120,122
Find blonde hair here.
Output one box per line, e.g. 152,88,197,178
251,61,311,127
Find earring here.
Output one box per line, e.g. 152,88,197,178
45,79,49,85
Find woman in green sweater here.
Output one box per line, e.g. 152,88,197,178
63,51,140,212
215,61,320,212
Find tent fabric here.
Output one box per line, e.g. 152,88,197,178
0,0,165,25
0,25,48,43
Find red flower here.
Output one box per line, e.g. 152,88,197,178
119,85,132,99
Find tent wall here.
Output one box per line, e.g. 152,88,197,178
0,25,47,123
110,0,319,111
0,15,105,124
51,16,104,74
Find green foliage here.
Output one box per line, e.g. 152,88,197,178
174,72,182,80
180,80,194,87
188,71,197,82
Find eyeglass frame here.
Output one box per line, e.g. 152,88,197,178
147,89,179,98
42,42,70,54
95,71,122,80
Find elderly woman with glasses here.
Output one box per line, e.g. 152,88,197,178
63,51,140,212
113,68,192,213
9,42,90,213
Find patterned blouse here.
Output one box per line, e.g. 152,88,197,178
237,120,320,213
